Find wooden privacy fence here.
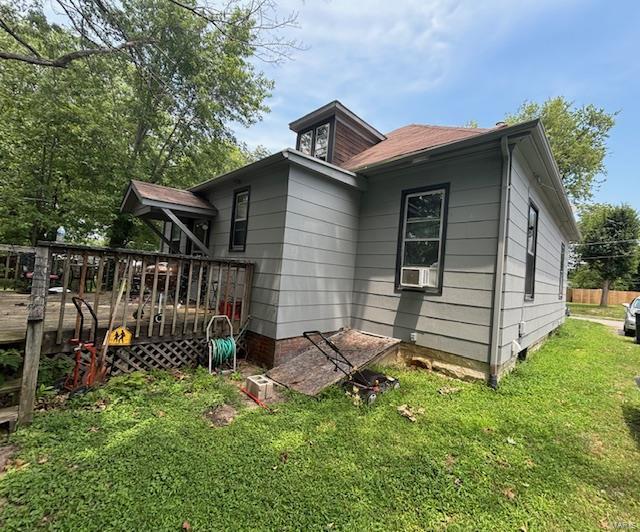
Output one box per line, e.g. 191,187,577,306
567,288,640,305
16,242,254,423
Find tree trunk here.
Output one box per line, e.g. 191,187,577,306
599,279,610,307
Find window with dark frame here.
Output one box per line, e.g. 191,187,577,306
525,202,539,299
229,188,250,252
297,122,331,161
313,123,330,160
396,184,448,292
299,130,312,155
559,242,566,299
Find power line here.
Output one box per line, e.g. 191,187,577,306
579,253,638,260
573,238,640,246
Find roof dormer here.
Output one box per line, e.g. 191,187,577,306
289,101,385,166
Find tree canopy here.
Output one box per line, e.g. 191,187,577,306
0,1,294,246
575,203,640,305
506,97,617,204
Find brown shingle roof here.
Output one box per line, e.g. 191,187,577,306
342,124,496,171
132,180,213,210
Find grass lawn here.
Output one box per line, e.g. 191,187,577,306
568,302,627,321
1,320,640,530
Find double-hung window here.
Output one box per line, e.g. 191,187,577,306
396,185,448,292
525,202,539,299
229,188,250,252
559,243,566,299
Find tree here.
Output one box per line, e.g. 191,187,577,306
505,97,617,204
0,0,299,68
0,1,286,247
576,204,640,306
568,263,632,291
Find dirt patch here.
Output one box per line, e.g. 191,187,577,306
204,404,237,427
0,444,17,474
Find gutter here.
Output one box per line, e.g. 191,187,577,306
351,120,538,175
189,148,365,194
488,135,513,388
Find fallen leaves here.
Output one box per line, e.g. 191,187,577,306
11,458,30,471
438,386,461,396
170,369,188,381
397,404,425,422
503,486,517,501
0,444,17,473
444,454,456,471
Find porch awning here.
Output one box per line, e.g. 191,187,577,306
120,180,217,256
120,180,218,220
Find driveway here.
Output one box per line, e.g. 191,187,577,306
569,315,624,330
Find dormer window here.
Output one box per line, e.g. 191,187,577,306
314,123,330,160
297,122,331,161
299,130,313,155
289,101,386,166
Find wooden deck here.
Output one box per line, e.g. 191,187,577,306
267,329,401,396
0,290,222,346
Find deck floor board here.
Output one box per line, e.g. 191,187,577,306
0,291,220,345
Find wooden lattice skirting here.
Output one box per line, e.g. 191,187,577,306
108,337,207,374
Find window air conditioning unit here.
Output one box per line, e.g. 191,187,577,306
401,267,436,288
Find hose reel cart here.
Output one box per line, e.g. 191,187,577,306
206,315,251,374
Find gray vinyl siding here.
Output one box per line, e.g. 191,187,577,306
203,165,289,338
351,150,502,363
498,147,569,364
276,165,361,339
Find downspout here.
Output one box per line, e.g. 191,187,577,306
488,136,513,388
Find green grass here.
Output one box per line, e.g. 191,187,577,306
568,302,626,321
1,320,640,530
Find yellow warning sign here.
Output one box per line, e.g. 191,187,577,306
108,326,133,346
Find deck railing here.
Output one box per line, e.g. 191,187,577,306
40,242,254,345
15,242,254,424
0,244,36,291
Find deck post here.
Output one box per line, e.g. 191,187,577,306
18,245,51,425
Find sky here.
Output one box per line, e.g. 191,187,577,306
236,0,640,209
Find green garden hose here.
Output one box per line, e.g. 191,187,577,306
210,336,236,368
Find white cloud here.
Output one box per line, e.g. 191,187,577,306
236,0,575,151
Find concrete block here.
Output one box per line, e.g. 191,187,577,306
245,374,274,400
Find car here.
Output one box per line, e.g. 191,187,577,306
622,297,640,337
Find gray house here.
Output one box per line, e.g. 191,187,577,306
121,101,580,384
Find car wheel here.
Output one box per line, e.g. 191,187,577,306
624,327,634,337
